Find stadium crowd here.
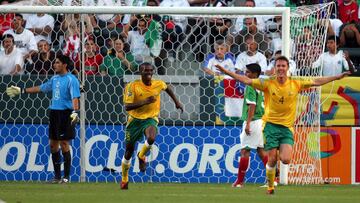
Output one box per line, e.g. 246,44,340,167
0,0,359,76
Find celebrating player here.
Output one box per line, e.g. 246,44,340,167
6,54,80,184
216,56,350,195
232,63,268,188
120,62,183,190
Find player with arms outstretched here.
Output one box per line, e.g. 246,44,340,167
216,56,350,195
6,54,80,183
232,63,268,188
121,62,183,190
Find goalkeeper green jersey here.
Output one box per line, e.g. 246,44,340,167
241,85,264,121
124,79,167,122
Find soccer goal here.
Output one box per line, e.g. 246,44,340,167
0,2,333,185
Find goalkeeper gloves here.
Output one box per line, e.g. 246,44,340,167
6,85,22,98
70,110,80,126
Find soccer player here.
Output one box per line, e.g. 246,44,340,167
6,54,80,184
232,63,268,188
216,56,350,194
121,62,183,190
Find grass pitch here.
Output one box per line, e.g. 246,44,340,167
0,182,359,203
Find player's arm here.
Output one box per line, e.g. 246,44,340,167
215,64,252,85
165,86,184,113
125,96,156,111
245,104,255,135
6,85,41,98
312,71,351,86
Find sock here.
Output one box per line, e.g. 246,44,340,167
262,156,268,168
121,157,131,183
266,164,276,190
236,157,249,183
138,140,151,159
51,151,61,179
62,151,71,179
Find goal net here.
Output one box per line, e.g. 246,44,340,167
0,2,332,185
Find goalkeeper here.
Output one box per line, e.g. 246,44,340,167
120,62,183,190
6,54,80,184
216,56,350,195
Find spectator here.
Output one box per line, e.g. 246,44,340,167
82,38,103,75
339,22,360,48
233,0,266,33
313,35,354,76
61,13,93,64
3,13,38,60
202,39,235,76
338,0,359,23
100,36,136,76
25,13,55,44
122,16,156,71
235,35,268,73
0,34,24,75
160,0,190,59
89,0,123,49
25,39,56,75
266,50,296,76
0,1,14,38
228,17,269,56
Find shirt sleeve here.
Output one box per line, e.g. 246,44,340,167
299,78,314,90
161,80,168,91
251,78,267,91
123,82,135,104
70,76,81,99
39,77,53,93
245,86,256,105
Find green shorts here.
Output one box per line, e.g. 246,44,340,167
263,122,294,151
125,118,158,144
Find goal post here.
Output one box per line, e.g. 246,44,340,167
0,3,333,184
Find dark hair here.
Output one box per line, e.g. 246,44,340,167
245,0,256,6
326,35,339,43
246,63,261,77
139,62,154,71
275,55,289,67
2,34,14,43
109,35,127,57
56,54,72,69
15,13,23,19
275,50,282,55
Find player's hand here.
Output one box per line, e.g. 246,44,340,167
215,64,226,73
176,102,184,113
70,110,80,125
337,71,351,80
6,85,21,98
144,96,156,104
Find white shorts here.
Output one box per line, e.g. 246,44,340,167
240,119,264,149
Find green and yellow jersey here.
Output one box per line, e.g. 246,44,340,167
123,79,167,123
251,77,314,129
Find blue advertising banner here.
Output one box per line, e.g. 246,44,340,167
0,124,266,183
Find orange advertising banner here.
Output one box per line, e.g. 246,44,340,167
321,77,360,126
291,127,351,184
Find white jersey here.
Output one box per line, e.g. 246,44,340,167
235,52,267,72
25,14,55,43
3,29,38,57
312,50,349,76
203,53,235,75
127,30,150,57
160,0,190,32
0,47,24,75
